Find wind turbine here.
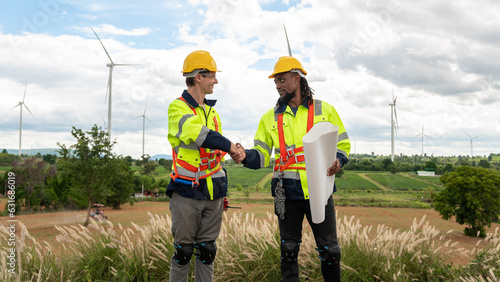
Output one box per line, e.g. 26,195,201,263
414,125,432,156
284,24,292,56
464,131,480,157
127,101,152,157
91,26,139,141
389,89,399,162
10,80,35,156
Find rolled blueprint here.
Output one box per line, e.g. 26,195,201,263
303,122,339,224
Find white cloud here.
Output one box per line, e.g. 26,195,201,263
76,24,152,37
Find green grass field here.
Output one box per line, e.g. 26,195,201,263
335,171,381,191
363,172,443,191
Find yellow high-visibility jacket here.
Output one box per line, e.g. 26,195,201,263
167,90,229,200
244,98,350,200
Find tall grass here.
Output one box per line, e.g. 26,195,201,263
1,212,499,281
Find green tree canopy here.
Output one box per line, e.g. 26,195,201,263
432,166,500,237
58,125,117,224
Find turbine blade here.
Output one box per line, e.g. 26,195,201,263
283,24,292,56
145,115,154,125
10,103,21,110
114,63,142,66
464,131,471,138
394,103,398,131
23,80,28,102
23,103,36,119
124,116,142,122
90,26,114,64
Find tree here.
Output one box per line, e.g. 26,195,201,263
424,161,436,171
106,158,135,209
477,159,491,169
138,154,158,175
432,166,500,237
58,125,116,225
12,157,51,212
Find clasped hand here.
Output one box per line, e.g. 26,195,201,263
229,142,246,164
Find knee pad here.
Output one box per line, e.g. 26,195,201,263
173,243,194,265
280,239,300,263
194,241,217,264
316,242,341,266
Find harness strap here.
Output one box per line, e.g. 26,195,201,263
170,96,226,187
274,100,315,172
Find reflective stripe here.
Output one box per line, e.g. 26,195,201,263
176,166,226,179
273,170,301,180
175,114,194,139
256,149,266,168
337,148,348,158
338,131,349,142
180,142,199,151
255,139,271,155
195,126,210,146
314,100,322,116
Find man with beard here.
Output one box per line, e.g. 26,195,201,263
167,50,244,282
237,56,350,281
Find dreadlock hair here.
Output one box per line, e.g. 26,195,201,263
299,76,314,102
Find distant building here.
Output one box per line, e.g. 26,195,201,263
417,171,436,177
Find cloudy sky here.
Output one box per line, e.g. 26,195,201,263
1,0,499,159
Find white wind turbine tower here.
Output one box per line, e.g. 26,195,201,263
91,26,139,140
389,89,399,162
415,125,432,156
127,101,152,157
10,80,35,156
464,131,480,157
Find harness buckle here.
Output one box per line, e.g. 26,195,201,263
294,154,304,164
200,157,209,165
286,148,295,157
208,159,217,170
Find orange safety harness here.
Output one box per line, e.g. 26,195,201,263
170,97,227,187
274,100,315,172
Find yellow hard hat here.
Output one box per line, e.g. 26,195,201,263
182,50,220,76
268,56,307,78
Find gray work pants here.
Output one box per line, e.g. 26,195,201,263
168,192,224,282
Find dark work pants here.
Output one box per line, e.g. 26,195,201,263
278,196,341,282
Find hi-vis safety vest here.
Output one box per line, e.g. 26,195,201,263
252,99,350,199
167,96,226,198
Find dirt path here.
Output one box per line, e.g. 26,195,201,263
357,173,391,191
257,172,273,188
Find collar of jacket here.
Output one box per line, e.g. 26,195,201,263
274,96,312,114
182,89,217,108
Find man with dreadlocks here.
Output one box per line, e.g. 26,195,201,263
238,56,350,281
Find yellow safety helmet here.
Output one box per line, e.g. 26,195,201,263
268,56,307,78
182,50,220,77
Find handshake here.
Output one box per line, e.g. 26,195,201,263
229,142,246,164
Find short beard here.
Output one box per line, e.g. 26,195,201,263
278,91,295,105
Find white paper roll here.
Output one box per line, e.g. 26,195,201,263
303,122,339,224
